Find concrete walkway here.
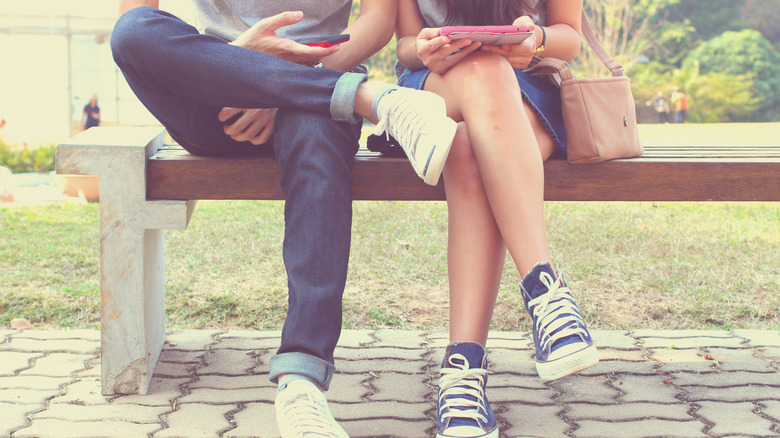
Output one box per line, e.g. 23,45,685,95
1,329,779,437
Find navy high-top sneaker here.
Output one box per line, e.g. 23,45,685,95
521,263,599,381
436,342,498,438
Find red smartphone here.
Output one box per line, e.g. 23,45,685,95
440,25,532,45
295,34,350,47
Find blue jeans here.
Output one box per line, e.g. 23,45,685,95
111,6,366,390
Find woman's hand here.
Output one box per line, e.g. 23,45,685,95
230,11,339,66
219,107,278,145
480,16,538,70
415,27,481,74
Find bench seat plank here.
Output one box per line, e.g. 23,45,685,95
147,144,780,202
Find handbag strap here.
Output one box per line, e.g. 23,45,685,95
526,11,625,79
579,12,624,77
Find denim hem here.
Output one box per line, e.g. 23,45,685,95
330,71,367,123
269,352,336,391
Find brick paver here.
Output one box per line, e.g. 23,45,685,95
12,419,160,438
573,419,705,438
156,403,236,438
695,401,777,436
0,329,777,437
0,352,42,375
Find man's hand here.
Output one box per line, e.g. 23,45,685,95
219,107,278,145
416,28,482,74
480,16,538,70
230,11,339,66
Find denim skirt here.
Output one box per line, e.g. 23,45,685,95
397,66,567,153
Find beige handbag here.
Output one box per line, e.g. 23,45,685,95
528,13,643,164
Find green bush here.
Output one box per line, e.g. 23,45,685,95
683,29,780,122
0,138,56,173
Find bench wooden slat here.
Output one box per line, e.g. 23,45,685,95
147,145,780,202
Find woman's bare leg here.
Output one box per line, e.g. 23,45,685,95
443,123,506,345
426,51,555,276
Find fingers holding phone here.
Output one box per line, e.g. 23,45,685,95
219,107,278,145
230,11,343,65
473,21,538,69
416,27,481,74
295,34,350,48
293,34,350,66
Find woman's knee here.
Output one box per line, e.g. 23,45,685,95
459,51,516,84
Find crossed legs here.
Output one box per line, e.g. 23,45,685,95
427,51,557,345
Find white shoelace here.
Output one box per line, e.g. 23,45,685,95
527,272,589,355
373,92,424,161
438,354,490,423
279,391,342,438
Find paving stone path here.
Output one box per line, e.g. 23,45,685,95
1,329,779,437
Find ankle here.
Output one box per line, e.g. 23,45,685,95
355,81,397,123
521,261,555,282
277,373,320,392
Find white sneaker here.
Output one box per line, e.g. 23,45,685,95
275,379,349,438
374,88,457,186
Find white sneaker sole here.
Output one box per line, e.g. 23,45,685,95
420,117,458,186
537,343,599,381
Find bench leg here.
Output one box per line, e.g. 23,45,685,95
57,127,195,394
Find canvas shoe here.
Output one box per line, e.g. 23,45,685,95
373,88,457,186
275,379,348,438
521,263,599,381
436,342,498,438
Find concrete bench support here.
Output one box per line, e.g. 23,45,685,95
57,127,196,394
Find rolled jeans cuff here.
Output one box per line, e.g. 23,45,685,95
269,352,336,391
330,71,367,124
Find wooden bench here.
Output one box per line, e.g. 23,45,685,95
56,126,780,395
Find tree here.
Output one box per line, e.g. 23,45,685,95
683,29,780,121
573,0,687,77
674,62,763,123
666,0,746,42
741,0,780,46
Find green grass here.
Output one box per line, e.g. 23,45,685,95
2,200,778,331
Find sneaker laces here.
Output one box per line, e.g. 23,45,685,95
279,391,342,438
527,271,589,355
373,92,424,160
438,354,490,424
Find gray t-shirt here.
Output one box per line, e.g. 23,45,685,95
192,0,353,42
413,0,547,27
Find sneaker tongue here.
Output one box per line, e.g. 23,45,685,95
522,263,558,299
445,342,485,369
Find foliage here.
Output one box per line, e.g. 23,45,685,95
630,60,762,123
741,0,780,46
674,62,763,123
572,0,687,77
683,29,780,122
0,138,56,173
666,0,747,42
350,0,399,83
